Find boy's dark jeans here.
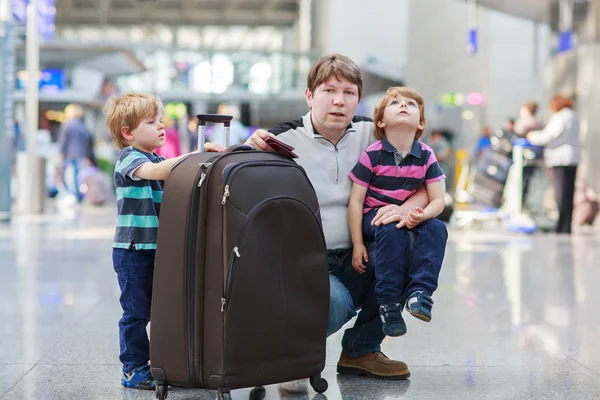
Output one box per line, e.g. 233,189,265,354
363,209,448,306
112,248,155,373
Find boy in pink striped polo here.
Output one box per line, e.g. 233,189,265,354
348,87,448,337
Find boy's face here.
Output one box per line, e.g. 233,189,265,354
377,95,423,133
126,111,165,153
305,76,359,136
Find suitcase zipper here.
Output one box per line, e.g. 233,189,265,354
220,161,302,205
186,159,215,386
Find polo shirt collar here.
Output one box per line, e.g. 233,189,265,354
381,136,423,159
306,111,355,139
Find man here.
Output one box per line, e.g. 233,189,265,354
244,54,429,379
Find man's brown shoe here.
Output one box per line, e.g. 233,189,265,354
337,352,410,380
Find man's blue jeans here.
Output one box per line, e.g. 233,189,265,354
326,246,386,357
112,248,155,373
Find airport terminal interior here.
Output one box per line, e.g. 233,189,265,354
2,0,600,399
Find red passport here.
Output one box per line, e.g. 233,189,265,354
265,136,298,158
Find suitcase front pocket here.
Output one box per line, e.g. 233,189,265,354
221,196,327,375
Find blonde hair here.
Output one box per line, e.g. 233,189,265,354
307,53,363,99
373,86,426,140
65,104,83,120
104,93,163,149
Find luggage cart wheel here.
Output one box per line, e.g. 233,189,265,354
156,384,168,400
217,388,231,400
309,374,328,393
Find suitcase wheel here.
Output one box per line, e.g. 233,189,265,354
309,373,328,394
217,388,231,400
249,386,266,400
156,384,168,400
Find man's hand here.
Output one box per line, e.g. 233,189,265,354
371,204,408,228
245,129,276,152
406,207,426,229
351,244,369,274
204,142,226,152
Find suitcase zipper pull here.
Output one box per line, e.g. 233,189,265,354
198,172,206,187
197,163,212,187
222,185,230,205
221,297,226,312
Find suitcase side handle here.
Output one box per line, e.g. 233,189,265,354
226,144,254,153
196,114,234,127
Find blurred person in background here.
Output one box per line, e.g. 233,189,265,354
515,101,544,206
474,126,492,160
208,103,248,147
527,94,580,234
187,117,198,152
515,101,543,137
503,118,516,134
428,130,452,177
57,104,94,203
154,115,182,159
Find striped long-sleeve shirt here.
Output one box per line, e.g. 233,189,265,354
112,146,165,250
349,137,445,213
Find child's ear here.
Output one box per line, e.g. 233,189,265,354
418,119,427,130
377,120,386,129
121,126,134,141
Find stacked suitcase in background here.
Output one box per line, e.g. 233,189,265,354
468,129,515,209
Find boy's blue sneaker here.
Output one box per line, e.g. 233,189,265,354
379,303,407,337
121,364,156,390
405,291,433,322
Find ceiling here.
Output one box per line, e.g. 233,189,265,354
475,0,590,26
476,0,553,22
55,0,300,26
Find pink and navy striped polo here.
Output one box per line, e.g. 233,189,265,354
349,137,446,213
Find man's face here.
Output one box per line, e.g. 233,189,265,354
305,76,359,136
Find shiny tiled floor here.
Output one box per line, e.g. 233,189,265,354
1,206,600,399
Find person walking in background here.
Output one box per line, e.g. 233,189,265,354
527,94,580,234
57,104,94,203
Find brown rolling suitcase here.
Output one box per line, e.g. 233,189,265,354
150,114,329,400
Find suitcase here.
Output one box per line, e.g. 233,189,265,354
469,171,505,208
476,148,512,184
150,114,330,400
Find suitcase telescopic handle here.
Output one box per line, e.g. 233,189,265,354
196,114,233,127
196,114,234,152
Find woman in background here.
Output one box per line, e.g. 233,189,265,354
527,95,580,234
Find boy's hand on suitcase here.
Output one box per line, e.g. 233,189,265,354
352,245,368,274
245,129,276,152
204,143,226,152
406,207,425,229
